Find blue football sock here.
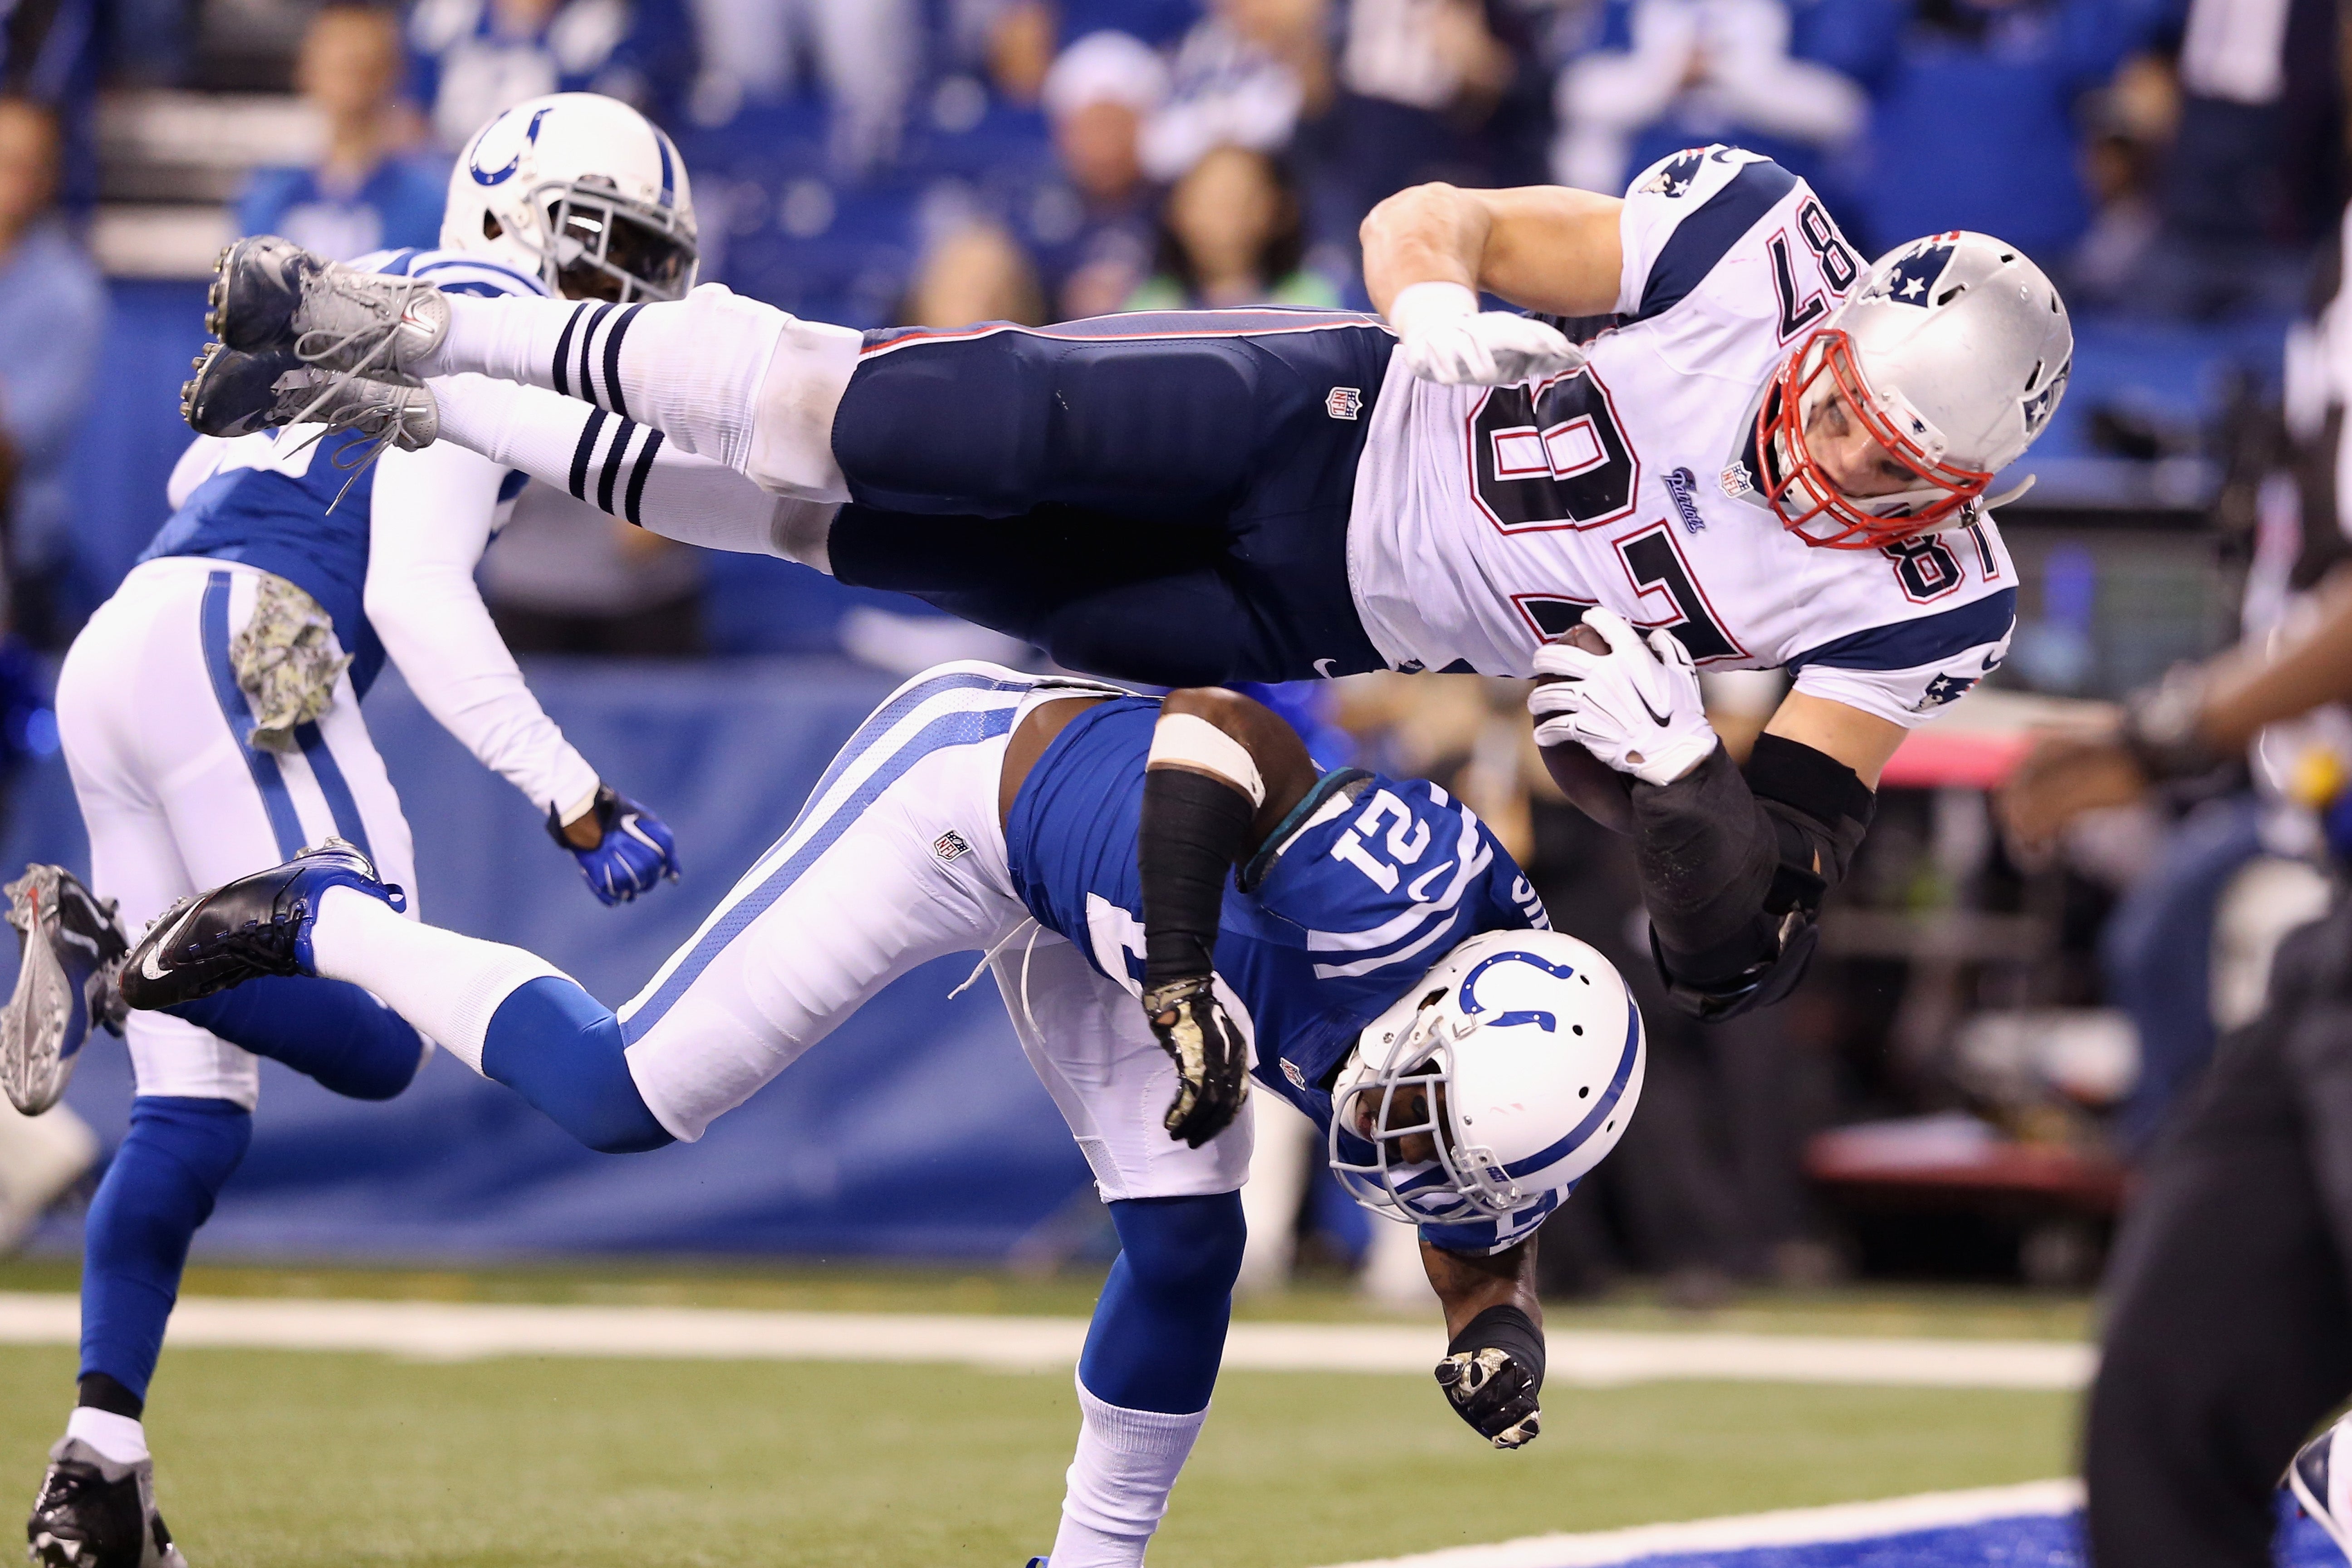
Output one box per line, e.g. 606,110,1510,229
79,1097,253,1403
164,977,423,1101
1078,1192,1245,1414
479,976,673,1153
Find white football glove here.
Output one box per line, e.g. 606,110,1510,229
1387,280,1587,387
1528,608,1720,787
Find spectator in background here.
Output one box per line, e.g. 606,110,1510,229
1139,0,1328,184
407,0,698,152
2136,0,2342,319
1125,143,1337,307
1553,0,1876,220
0,99,103,644
1850,0,2165,265
2070,51,2176,305
1311,0,1551,268
240,5,446,261
682,0,919,175
1036,30,1165,315
904,220,1049,325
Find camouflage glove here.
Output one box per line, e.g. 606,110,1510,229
1436,1304,1545,1449
1141,974,1250,1148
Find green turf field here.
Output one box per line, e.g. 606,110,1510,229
0,1263,2084,1567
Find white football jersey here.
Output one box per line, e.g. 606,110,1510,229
1347,145,2017,728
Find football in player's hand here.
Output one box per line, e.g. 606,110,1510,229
1535,623,1635,835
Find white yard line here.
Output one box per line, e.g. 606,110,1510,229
0,1293,2093,1389
1309,1479,2085,1568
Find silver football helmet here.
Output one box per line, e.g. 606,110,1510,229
1760,231,2072,548
1328,929,1646,1226
442,92,698,303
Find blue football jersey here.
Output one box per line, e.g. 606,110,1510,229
141,248,539,695
1004,697,1555,1250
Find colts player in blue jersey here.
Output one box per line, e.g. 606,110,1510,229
11,94,693,1568
119,662,1647,1567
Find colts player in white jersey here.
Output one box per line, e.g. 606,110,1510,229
113,663,1647,1568
13,94,687,1568
187,138,2070,1029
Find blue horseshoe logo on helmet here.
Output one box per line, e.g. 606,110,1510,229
1459,950,1578,1034
468,105,552,187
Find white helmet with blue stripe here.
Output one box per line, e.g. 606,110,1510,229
442,92,698,303
1328,929,1645,1228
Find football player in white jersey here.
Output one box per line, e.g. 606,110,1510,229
186,139,2070,1029
14,93,689,1568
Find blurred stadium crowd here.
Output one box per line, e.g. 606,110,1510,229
0,0,2346,1306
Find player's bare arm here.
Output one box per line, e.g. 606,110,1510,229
1361,183,1625,318
1359,183,1622,390
1424,1236,1545,1449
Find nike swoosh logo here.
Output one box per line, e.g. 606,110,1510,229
1405,861,1457,902
1636,692,1672,726
138,904,202,980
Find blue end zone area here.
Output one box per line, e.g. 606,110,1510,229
1354,1491,2346,1568
1609,1503,2335,1568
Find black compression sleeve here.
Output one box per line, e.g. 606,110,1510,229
1631,733,1873,1009
1140,766,1258,986
1449,1304,1546,1390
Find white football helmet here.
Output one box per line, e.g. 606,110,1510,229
1328,929,1645,1227
443,92,698,303
1760,231,2072,549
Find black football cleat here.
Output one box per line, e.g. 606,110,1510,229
119,839,404,1011
0,866,128,1116
25,1438,188,1568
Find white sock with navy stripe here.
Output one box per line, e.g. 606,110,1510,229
1047,1379,1208,1568
306,887,565,1073
423,285,857,499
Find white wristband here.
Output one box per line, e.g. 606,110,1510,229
1386,279,1480,335
1148,712,1266,808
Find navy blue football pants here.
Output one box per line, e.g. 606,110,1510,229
827,312,1394,686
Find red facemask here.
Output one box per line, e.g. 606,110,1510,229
1756,328,1994,549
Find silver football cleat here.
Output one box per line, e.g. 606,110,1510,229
0,866,128,1117
181,342,439,450
206,234,448,378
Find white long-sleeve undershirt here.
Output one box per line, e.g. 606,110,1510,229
365,431,601,819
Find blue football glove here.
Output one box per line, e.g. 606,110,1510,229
547,784,680,906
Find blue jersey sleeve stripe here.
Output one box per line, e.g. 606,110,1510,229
1634,159,1798,322
1788,587,2018,673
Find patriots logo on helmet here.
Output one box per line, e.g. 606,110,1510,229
1872,239,1959,308
1636,149,1710,199
2020,360,2069,436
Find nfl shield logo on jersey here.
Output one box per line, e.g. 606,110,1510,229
1326,387,1362,421
933,831,971,863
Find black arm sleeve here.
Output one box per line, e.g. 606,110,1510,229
1630,733,1873,1019
1139,766,1259,987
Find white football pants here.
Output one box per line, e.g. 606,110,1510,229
617,662,1254,1201
55,558,418,1108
